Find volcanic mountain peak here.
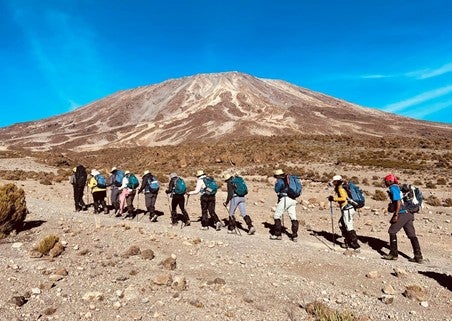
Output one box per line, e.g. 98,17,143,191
0,72,450,151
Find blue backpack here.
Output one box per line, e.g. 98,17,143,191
114,170,125,187
146,176,160,193
285,174,302,199
127,173,139,189
344,181,365,209
231,176,248,197
203,176,218,195
174,177,187,195
95,174,107,188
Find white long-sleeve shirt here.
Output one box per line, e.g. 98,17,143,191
119,176,129,191
188,175,206,195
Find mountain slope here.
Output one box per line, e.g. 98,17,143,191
1,72,451,151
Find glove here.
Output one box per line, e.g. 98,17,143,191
327,195,334,202
390,214,398,224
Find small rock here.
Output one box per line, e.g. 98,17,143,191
141,249,154,260
366,271,380,279
123,245,141,257
393,268,408,278
82,291,104,302
403,285,427,301
49,274,64,281
49,242,64,258
380,295,394,304
12,242,23,248
382,284,396,295
153,273,172,286
189,298,204,308
10,296,27,307
31,288,41,295
112,301,121,310
54,267,68,276
159,257,176,270
420,301,429,308
171,275,187,291
43,307,57,315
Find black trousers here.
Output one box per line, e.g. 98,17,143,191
200,194,219,227
171,194,189,222
73,186,85,211
92,190,107,213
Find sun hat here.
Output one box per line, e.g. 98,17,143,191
223,173,232,181
196,170,204,177
72,167,77,172
110,167,117,173
170,172,177,179
125,170,130,175
91,169,99,176
332,175,342,181
273,169,284,176
143,170,150,176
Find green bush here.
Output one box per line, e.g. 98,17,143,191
36,235,59,255
0,183,28,238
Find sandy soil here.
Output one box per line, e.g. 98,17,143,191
0,158,451,321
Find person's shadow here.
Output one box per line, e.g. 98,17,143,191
262,221,291,238
418,271,452,291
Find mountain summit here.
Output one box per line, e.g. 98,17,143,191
1,72,450,150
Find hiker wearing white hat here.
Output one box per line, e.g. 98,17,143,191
328,175,360,251
188,170,222,231
87,169,108,215
270,169,301,242
117,170,139,218
137,170,160,222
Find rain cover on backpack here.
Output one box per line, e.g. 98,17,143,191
343,181,365,209
174,177,187,195
285,175,302,199
94,174,107,188
231,176,248,197
202,176,218,195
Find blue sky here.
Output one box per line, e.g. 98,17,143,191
1,0,451,127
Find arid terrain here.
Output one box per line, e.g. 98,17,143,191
0,150,451,321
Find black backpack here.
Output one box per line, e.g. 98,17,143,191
74,165,87,187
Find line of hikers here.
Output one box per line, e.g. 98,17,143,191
70,166,423,264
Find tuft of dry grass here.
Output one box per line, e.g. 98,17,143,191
304,301,365,321
36,234,59,255
372,189,387,201
0,183,28,238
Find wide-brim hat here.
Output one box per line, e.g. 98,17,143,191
332,175,342,181
72,167,77,172
196,170,204,177
273,169,284,176
125,170,130,175
143,170,150,176
110,167,117,173
91,169,98,176
170,172,177,179
223,173,232,181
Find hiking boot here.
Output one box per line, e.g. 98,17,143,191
382,253,398,261
149,214,158,222
408,256,423,264
227,229,237,234
248,226,256,235
215,221,222,231
292,237,298,242
184,220,191,227
115,211,122,217
103,208,109,215
269,235,282,240
200,226,209,231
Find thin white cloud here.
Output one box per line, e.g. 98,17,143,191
384,85,452,113
408,99,452,119
410,62,452,80
360,74,394,79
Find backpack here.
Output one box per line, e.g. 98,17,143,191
127,173,139,189
401,184,423,214
94,174,107,188
231,176,248,197
343,181,365,209
173,177,187,195
74,165,87,187
114,170,125,187
202,176,218,195
285,174,302,199
146,176,160,193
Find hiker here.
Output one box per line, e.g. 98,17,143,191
223,174,255,235
70,165,87,212
87,169,108,214
118,170,138,218
187,170,222,230
382,174,423,263
328,175,360,250
107,167,122,215
165,172,190,226
138,170,159,222
270,169,299,241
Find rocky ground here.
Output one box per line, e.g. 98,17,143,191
0,158,451,321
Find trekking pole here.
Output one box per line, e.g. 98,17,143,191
136,192,140,221
223,203,241,236
329,201,335,247
185,194,190,207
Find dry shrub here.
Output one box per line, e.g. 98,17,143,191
426,195,441,207
305,301,362,321
425,181,436,189
436,178,447,185
36,234,59,255
443,198,452,207
0,183,28,238
372,189,387,201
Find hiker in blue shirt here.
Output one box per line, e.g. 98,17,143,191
382,173,423,263
270,169,299,242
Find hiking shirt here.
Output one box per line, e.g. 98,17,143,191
388,184,407,214
274,177,288,198
107,173,118,189
333,185,349,209
88,176,106,193
138,173,156,194
119,176,130,191
188,175,207,195
225,179,235,205
166,177,178,195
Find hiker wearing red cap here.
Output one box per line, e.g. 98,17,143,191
382,174,423,263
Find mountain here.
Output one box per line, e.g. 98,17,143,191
1,72,451,151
